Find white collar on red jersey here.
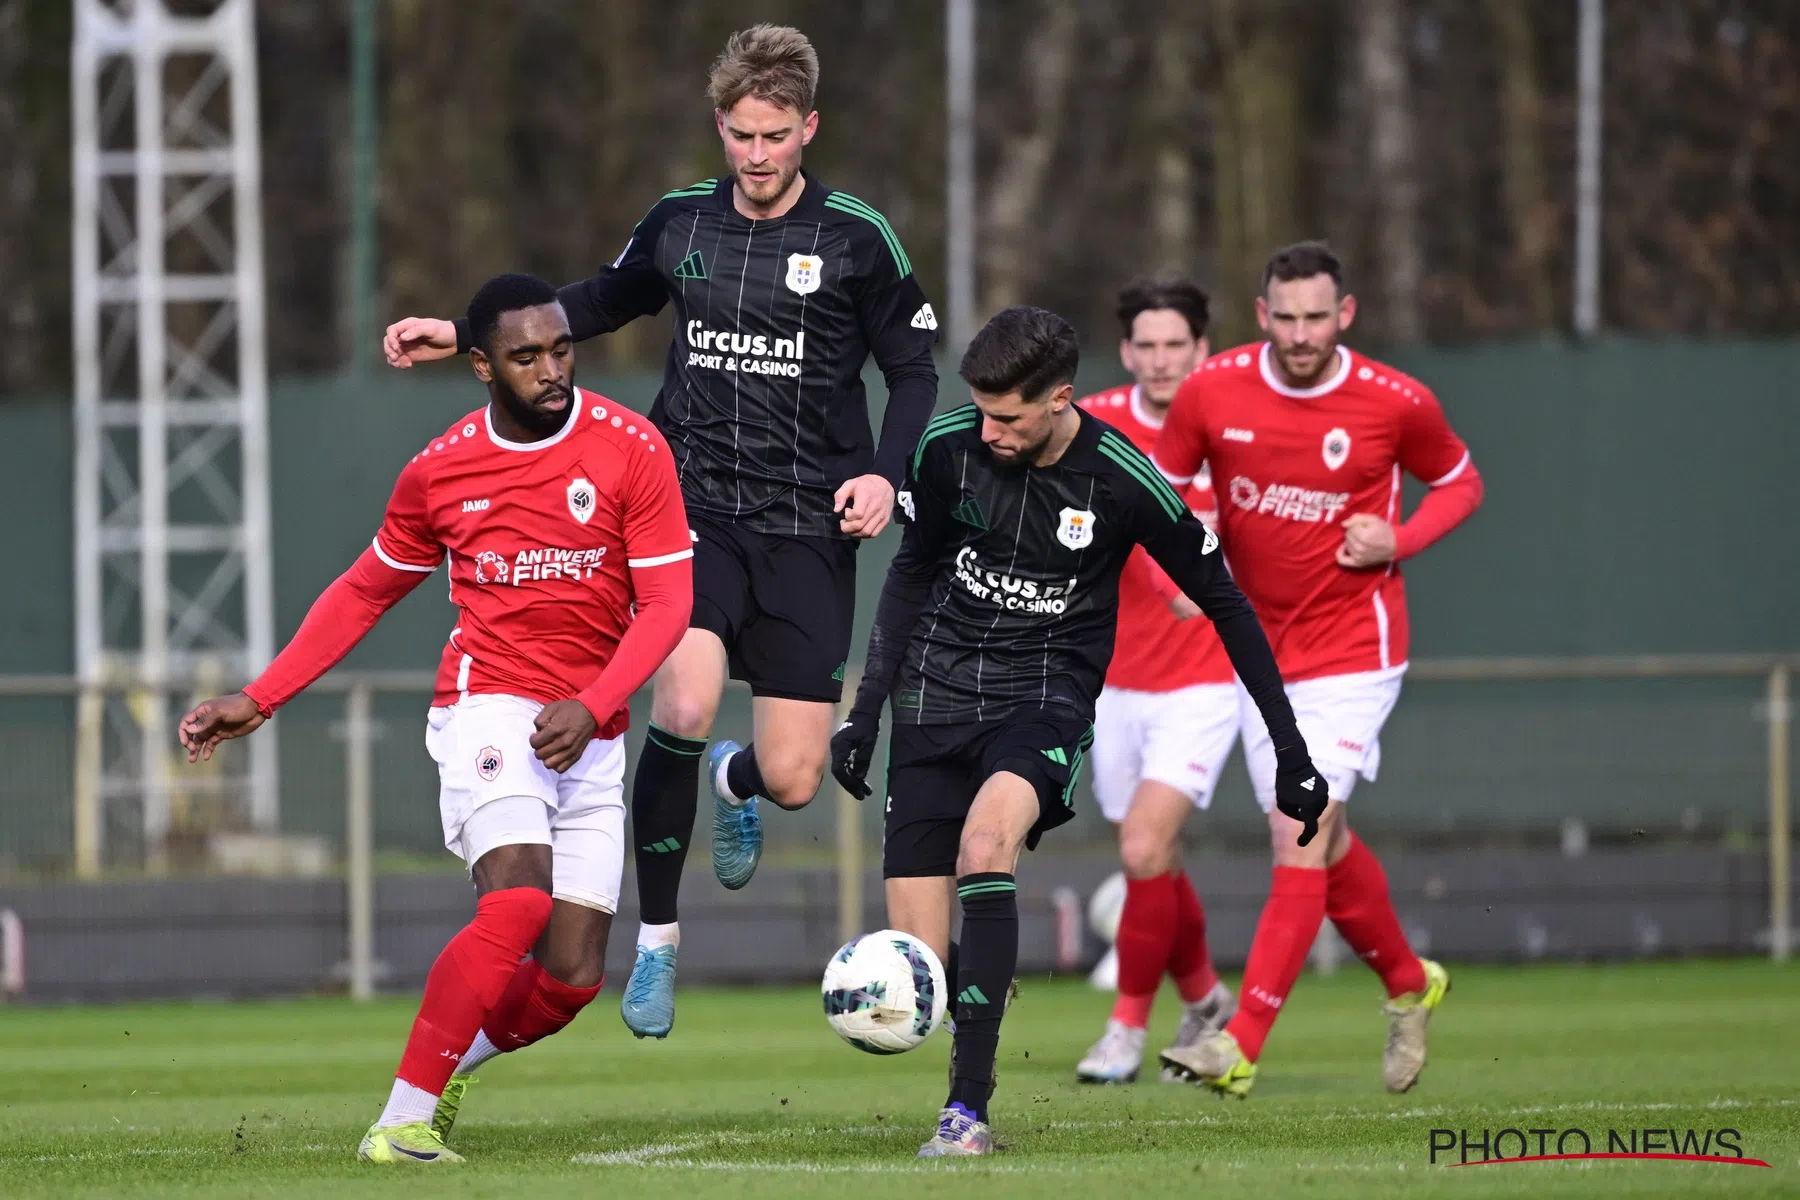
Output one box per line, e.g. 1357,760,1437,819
1127,384,1167,430
484,388,583,452
1257,342,1351,399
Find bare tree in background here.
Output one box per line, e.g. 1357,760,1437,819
0,0,69,395
1486,0,1556,329
0,0,40,393
1146,7,1199,275
9,0,1800,397
1356,0,1423,342
1208,0,1304,345
979,0,1078,314
380,0,515,322
580,0,658,370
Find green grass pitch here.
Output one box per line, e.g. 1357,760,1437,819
1,960,1794,1198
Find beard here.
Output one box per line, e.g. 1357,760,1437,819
735,156,801,206
493,378,573,438
986,431,1051,470
1275,339,1336,384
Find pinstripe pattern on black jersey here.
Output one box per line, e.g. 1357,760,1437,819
621,175,931,538
891,409,1199,725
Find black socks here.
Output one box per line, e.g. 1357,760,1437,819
723,744,768,802
946,873,1017,1122
630,724,704,925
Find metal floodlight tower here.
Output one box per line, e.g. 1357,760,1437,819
71,0,277,872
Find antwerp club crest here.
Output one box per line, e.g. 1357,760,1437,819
1322,427,1351,471
785,252,823,295
1057,507,1096,550
566,477,596,524
475,746,503,782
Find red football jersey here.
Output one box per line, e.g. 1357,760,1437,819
1078,385,1234,691
372,388,693,736
1153,343,1472,681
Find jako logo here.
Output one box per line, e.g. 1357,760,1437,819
462,498,490,512
1223,427,1255,443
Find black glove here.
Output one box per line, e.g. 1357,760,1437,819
830,709,881,799
1273,748,1329,847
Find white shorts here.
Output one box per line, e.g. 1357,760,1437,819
1091,683,1241,822
425,693,627,913
1238,665,1407,811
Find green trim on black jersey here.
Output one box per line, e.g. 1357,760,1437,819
913,405,978,472
1097,430,1187,521
661,178,718,200
824,192,913,276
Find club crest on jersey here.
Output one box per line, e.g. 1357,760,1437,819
566,477,596,525
475,746,503,782
1056,507,1096,550
785,253,823,295
1322,428,1351,471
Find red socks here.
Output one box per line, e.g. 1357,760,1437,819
395,887,554,1095
1327,835,1427,998
1109,871,1221,1028
1110,873,1178,1027
1224,866,1327,1061
483,958,603,1053
1168,870,1220,1001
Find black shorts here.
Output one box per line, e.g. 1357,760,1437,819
882,707,1095,879
688,510,858,703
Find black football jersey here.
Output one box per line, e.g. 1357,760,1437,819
884,405,1252,724
538,173,938,538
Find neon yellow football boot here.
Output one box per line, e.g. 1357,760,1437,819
430,1074,475,1144
1383,958,1450,1093
357,1120,464,1165
1159,1028,1257,1098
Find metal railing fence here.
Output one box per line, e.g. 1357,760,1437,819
0,654,1791,994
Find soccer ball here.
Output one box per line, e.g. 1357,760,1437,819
821,929,947,1054
1087,870,1128,944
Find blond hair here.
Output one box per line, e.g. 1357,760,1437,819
708,24,819,115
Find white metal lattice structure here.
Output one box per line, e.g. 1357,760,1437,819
71,0,276,872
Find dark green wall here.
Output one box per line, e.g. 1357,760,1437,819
3,340,1794,862
1386,340,1800,656
3,338,1796,677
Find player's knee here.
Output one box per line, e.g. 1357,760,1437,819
533,905,611,988
651,691,716,739
1266,803,1338,868
955,826,1015,876
757,745,826,810
745,741,824,816
1118,824,1175,878
538,942,606,990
